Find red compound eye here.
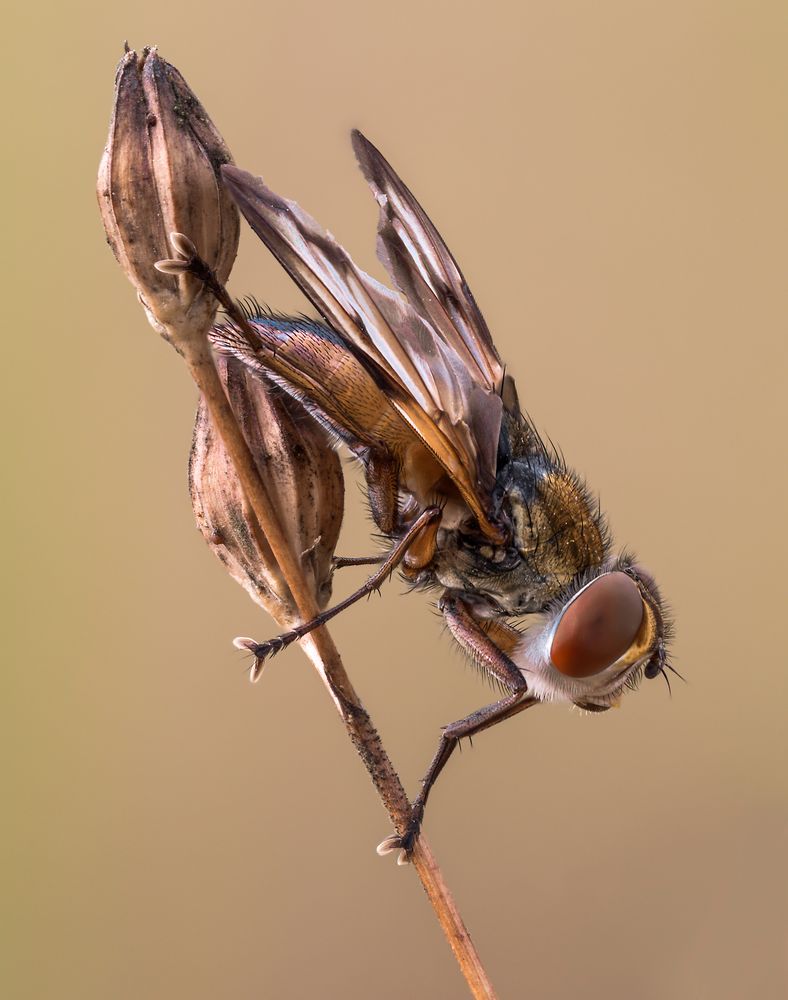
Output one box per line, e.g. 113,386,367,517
550,572,644,678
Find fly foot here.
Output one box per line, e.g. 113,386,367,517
376,832,411,866
376,818,421,865
233,633,296,682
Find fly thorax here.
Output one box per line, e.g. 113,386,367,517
431,461,606,616
502,462,607,599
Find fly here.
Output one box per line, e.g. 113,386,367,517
210,131,674,857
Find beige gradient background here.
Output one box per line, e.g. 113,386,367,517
4,2,787,997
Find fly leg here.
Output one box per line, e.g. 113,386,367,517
378,593,537,861
242,506,441,674
380,694,537,862
365,450,400,534
332,555,386,570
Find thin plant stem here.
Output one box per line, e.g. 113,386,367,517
163,266,498,999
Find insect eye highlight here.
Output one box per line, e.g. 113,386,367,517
550,572,644,678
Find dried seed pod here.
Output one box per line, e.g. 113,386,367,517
97,46,240,343
190,355,344,626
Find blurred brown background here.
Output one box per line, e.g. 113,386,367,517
4,2,787,997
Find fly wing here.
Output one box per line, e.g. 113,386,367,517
221,164,504,540
351,130,505,398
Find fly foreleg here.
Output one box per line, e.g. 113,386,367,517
441,593,529,691
379,593,536,862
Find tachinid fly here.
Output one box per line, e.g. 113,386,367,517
212,131,673,857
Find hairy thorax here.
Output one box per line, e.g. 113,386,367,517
430,459,608,617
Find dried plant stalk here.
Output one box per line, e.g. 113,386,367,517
98,45,498,999
179,306,498,998
179,255,498,996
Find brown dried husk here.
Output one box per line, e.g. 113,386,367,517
189,356,344,625
97,46,240,339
